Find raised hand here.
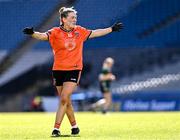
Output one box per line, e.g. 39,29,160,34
23,27,34,35
111,22,123,32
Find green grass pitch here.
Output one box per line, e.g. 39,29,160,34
0,112,180,140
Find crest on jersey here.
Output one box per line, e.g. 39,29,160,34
74,31,79,38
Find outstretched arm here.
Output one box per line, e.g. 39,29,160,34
89,27,112,39
32,32,48,40
23,27,48,40
89,22,123,39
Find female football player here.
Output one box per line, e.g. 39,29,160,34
23,7,123,137
91,57,115,114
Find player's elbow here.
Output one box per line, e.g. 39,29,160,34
89,30,100,38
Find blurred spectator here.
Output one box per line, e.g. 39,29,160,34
31,96,44,112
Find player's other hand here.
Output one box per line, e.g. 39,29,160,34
111,74,116,80
111,22,123,32
23,27,34,35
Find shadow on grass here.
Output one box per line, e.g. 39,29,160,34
51,135,80,138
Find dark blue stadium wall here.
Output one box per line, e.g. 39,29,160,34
74,0,135,48
0,0,60,51
1,0,179,51
73,0,180,48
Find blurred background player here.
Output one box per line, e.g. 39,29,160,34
23,7,123,137
91,57,115,114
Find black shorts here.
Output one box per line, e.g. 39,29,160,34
52,70,81,86
100,81,111,93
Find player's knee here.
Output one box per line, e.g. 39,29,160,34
61,96,68,106
67,101,72,108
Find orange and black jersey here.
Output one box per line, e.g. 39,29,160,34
47,25,92,70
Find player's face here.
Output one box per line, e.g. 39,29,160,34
63,12,77,29
105,61,113,68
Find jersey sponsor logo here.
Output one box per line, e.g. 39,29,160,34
64,38,76,51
